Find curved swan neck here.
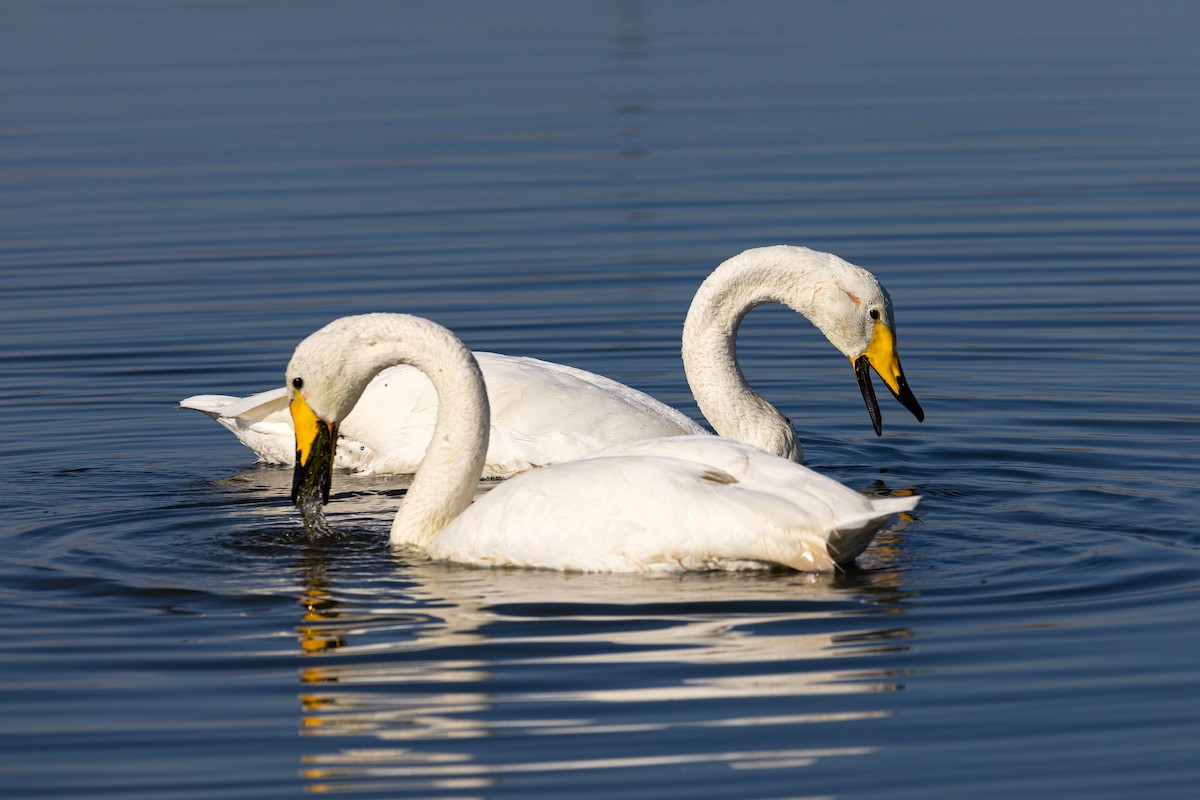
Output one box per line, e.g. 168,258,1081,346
378,318,489,548
682,246,850,462
299,313,488,548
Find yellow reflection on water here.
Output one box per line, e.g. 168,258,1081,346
292,553,911,795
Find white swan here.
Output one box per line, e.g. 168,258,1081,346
287,313,919,572
180,353,705,476
182,245,923,474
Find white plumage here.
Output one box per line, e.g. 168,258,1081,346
285,310,919,573
182,245,923,474
182,353,703,477
425,436,918,572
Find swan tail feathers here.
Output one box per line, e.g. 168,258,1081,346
213,387,290,421
822,494,920,567
867,494,920,516
178,394,238,419
180,388,298,465
179,387,290,423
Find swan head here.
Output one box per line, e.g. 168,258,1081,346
282,312,490,520
284,315,390,506
732,245,925,436
287,374,335,507
800,252,924,435
851,305,924,436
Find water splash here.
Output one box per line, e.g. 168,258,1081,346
296,487,336,540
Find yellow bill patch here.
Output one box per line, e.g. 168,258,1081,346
864,320,904,395
289,391,326,467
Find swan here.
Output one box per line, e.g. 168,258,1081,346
182,245,923,474
179,353,705,476
286,313,919,572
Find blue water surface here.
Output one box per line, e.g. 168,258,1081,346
2,1,1199,798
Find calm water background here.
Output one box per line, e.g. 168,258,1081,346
3,1,1199,797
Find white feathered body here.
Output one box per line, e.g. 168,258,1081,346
232,242,928,574
183,351,704,476
413,435,917,572
184,245,924,482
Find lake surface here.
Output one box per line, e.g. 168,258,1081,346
3,0,1199,797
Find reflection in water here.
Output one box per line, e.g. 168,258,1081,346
212,435,921,791
293,555,911,796
214,456,918,794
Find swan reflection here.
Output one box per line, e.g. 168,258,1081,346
292,550,912,795
211,460,916,792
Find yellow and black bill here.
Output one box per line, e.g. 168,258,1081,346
289,391,337,506
853,320,925,436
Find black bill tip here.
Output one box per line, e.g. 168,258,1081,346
854,355,883,436
892,372,925,423
291,423,335,506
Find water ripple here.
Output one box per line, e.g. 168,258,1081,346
285,563,910,796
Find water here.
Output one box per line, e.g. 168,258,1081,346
3,0,1199,797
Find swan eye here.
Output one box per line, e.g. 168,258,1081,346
292,377,304,389
868,308,880,321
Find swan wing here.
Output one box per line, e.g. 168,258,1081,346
597,434,857,509
426,438,917,573
179,390,298,465
341,353,706,475
484,353,704,435
474,353,707,473
178,394,241,419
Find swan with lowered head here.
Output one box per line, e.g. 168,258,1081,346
180,351,704,476
287,312,919,572
183,245,923,474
